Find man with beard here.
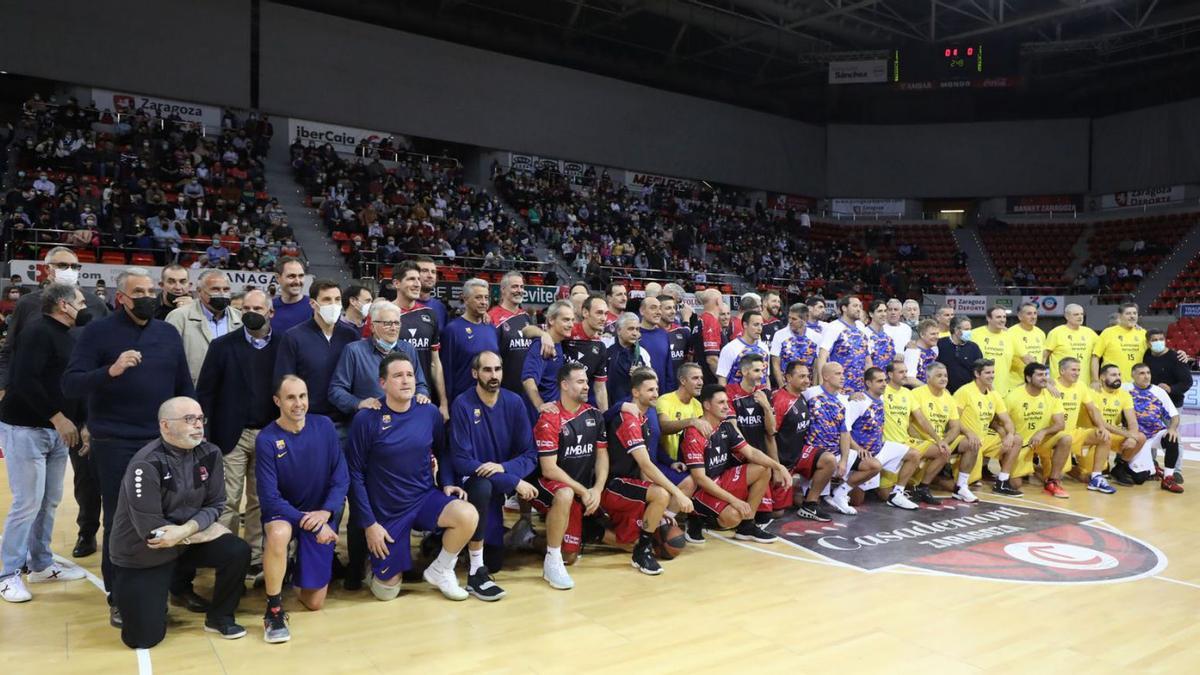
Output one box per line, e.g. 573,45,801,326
271,257,311,335
414,256,448,329
563,294,609,412
816,296,872,394
658,295,691,389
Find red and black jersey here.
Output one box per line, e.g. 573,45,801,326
666,323,691,375
607,409,650,480
772,388,812,467
563,323,608,387
761,316,783,347
490,306,534,394
726,383,770,453
681,420,748,479
602,310,620,338
397,302,440,394
692,312,724,384
534,402,607,486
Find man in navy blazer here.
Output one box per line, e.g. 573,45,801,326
196,289,280,576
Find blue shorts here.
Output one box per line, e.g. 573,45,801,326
370,490,455,580
263,514,341,590
655,460,690,486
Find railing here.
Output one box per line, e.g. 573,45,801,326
590,264,744,288
355,252,555,281
3,228,308,267
352,146,461,168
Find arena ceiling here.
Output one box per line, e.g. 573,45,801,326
280,0,1200,122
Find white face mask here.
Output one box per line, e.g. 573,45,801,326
318,304,342,325
359,301,372,318
54,267,79,286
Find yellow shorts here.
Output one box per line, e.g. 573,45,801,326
908,436,962,486
1015,431,1071,478
962,432,1003,484
1070,430,1124,475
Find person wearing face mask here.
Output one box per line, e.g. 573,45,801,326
0,284,91,604
62,267,194,627
165,270,243,385
936,316,983,393
339,284,373,332
272,280,359,428
107,396,250,647
195,290,279,585
1141,328,1192,412
0,247,110,400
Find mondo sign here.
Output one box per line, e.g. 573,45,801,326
763,500,1166,584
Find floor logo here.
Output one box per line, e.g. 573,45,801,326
766,499,1165,584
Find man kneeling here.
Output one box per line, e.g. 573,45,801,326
254,376,349,642
109,396,250,648
348,353,478,601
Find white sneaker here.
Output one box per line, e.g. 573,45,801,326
952,485,979,503
27,562,86,583
0,575,32,602
823,493,857,515
542,555,574,590
503,495,521,512
368,574,401,601
887,491,919,510
422,564,468,601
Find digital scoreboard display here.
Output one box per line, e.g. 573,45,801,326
941,44,983,75
890,43,1018,89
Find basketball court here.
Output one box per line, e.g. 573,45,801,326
3,421,1199,674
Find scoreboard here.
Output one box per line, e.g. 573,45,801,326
893,43,1016,84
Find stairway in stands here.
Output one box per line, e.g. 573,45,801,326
1138,221,1200,311
266,131,353,284
953,225,998,293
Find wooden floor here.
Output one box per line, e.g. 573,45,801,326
3,435,1200,674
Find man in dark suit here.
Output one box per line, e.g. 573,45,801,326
196,289,279,581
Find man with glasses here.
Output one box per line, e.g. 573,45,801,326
63,267,194,628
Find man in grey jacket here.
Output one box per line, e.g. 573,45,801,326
109,396,250,648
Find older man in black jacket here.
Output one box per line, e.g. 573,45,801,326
937,316,984,393
196,289,278,578
109,396,250,648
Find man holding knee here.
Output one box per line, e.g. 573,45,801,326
449,350,538,601
254,376,348,642
347,353,478,601
108,397,249,648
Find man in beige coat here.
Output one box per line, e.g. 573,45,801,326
165,270,243,385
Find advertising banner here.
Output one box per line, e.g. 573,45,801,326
945,295,989,315
1021,295,1065,316
1179,303,1200,318
767,192,817,213
831,198,905,217
289,118,398,155
1099,186,1185,210
1006,195,1081,214
10,260,311,294
625,171,701,192
92,88,221,129
1185,374,1200,411
828,59,889,84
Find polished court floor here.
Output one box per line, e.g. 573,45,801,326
2,424,1200,674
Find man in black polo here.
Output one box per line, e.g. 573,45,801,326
937,316,983,393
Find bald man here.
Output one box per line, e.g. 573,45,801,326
692,289,724,384
1043,304,1097,388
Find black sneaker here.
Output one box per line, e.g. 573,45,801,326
263,607,290,644
631,538,663,575
734,521,778,543
796,502,832,523
466,566,507,602
1109,462,1135,487
992,479,1024,497
169,588,211,613
245,563,264,586
684,518,706,544
754,511,774,527
912,485,942,504
204,620,248,640
109,605,122,629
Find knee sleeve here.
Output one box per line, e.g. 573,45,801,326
1162,436,1180,469
369,574,401,601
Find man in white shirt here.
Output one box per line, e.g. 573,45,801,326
883,299,913,356
716,310,769,389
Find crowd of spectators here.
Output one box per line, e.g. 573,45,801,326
290,141,539,279
1,93,286,271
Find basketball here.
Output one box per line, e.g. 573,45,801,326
654,523,687,559
849,488,866,507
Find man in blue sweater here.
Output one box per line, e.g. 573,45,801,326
271,257,311,335
347,353,478,602
441,279,498,405
638,296,674,394
449,351,538,600
416,256,449,329
255,376,348,643
273,280,359,425
62,267,194,626
329,301,430,417
521,300,575,423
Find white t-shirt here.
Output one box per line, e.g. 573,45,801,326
717,337,769,380
883,322,913,356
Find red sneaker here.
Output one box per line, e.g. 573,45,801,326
1043,479,1069,499
1161,476,1185,494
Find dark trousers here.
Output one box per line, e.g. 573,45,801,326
69,444,101,539
113,533,250,649
464,475,506,572
92,436,156,600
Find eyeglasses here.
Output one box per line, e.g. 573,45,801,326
165,414,206,426
50,262,83,271
374,320,401,328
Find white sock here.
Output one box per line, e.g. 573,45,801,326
433,548,458,573
468,547,484,574
957,472,970,489
998,472,1010,481
1091,471,1101,479
891,485,905,496
834,482,851,499
545,546,562,563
